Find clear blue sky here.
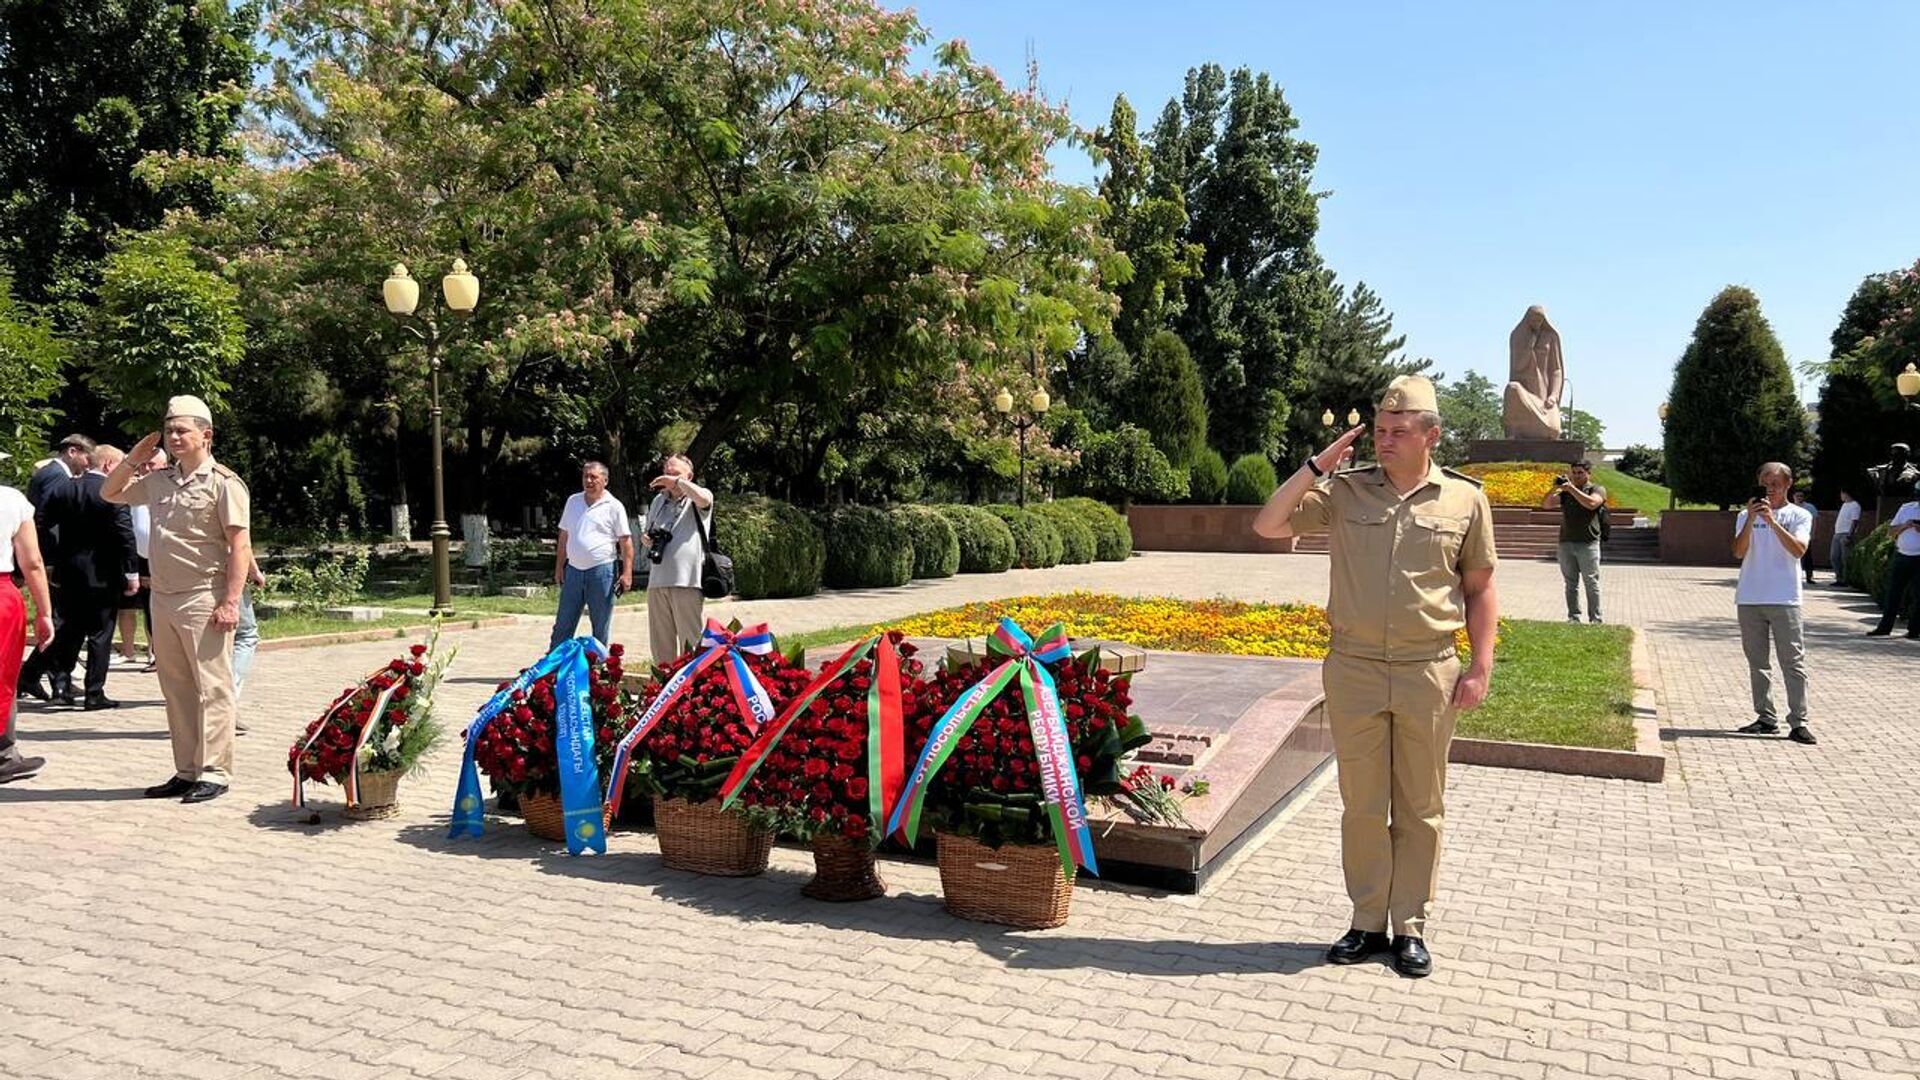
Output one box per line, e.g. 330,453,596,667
904,0,1920,448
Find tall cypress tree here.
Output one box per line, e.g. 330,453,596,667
1665,287,1809,508
1125,329,1208,469
1291,280,1427,455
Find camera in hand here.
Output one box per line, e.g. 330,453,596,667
1748,485,1768,505
1552,475,1569,487
645,527,673,564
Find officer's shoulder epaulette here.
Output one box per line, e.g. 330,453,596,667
210,462,243,482
1439,466,1483,487
1333,462,1378,477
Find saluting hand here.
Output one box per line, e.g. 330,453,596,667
130,431,162,461
1311,425,1368,476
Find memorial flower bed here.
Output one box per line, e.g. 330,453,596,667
1451,461,1562,507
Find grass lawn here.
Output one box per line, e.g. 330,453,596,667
364,590,646,615
1459,620,1636,749
257,612,504,640
1591,465,1710,524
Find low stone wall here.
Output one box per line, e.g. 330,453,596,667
1658,508,1868,567
1126,505,1296,554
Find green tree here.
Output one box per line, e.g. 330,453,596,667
1094,95,1201,356
1664,286,1808,508
1563,405,1606,450
0,272,66,482
1224,453,1278,504
1187,448,1227,504
1293,280,1428,455
0,0,258,303
1124,330,1207,468
1075,423,1188,505
1812,261,1920,504
81,232,244,426
1155,64,1332,463
1434,371,1501,465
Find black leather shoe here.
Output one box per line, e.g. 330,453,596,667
181,781,228,804
50,692,78,708
19,672,50,702
1326,929,1391,965
1737,719,1778,735
1390,935,1433,977
144,776,194,798
1867,627,1892,637
1787,727,1817,745
82,694,119,711
0,753,45,783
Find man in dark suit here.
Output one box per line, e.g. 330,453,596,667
17,435,92,703
29,445,137,709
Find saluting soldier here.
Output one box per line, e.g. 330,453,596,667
1253,374,1499,977
104,396,253,804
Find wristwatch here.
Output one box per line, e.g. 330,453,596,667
1304,457,1325,478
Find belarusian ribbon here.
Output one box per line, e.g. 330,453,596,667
603,619,777,814
448,636,608,855
719,633,906,830
342,681,401,806
886,619,1099,878
291,665,393,809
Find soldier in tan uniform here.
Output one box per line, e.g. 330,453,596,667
104,396,252,804
1254,374,1499,977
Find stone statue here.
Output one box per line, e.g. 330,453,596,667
1868,442,1920,496
1504,305,1565,440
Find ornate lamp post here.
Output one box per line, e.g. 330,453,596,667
1899,363,1920,409
383,260,479,616
994,382,1051,508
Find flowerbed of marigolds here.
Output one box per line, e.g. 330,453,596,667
1451,461,1565,507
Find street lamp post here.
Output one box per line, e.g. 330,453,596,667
383,260,479,616
994,383,1051,508
1899,363,1920,409
1658,402,1673,509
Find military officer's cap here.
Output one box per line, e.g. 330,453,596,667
1377,375,1438,414
165,395,214,424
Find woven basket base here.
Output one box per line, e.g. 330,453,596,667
803,834,886,902
654,795,772,876
521,791,613,842
936,832,1075,929
341,771,402,821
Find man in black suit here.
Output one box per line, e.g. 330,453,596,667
29,445,137,709
17,435,92,703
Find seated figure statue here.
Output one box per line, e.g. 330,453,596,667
1868,443,1920,496
1504,305,1565,440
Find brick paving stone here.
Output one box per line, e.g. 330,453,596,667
3,553,1918,1080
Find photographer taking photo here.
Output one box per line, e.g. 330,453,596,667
1732,462,1816,745
1542,460,1608,624
640,454,712,664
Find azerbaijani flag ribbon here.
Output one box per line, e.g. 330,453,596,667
603,619,777,815
885,619,1098,878
448,636,608,855
719,633,906,830
292,665,397,809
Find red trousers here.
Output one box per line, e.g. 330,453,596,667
1,576,23,743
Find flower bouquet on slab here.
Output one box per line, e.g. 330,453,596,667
604,619,814,876
288,627,453,820
891,619,1153,928
451,638,635,849
721,631,930,901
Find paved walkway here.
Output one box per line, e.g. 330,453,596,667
5,553,1918,1079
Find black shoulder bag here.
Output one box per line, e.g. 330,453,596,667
693,503,735,600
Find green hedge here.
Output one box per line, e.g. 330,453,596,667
986,505,1064,569
1030,504,1095,564
814,506,913,589
724,496,825,599
894,505,960,579
1053,496,1132,562
935,505,1017,573
1225,453,1279,505
1188,449,1228,505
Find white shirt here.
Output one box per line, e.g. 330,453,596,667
132,503,152,559
1834,499,1862,537
1893,502,1920,557
0,485,30,573
558,491,631,570
1734,501,1813,606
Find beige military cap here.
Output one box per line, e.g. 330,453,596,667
1377,375,1438,414
165,395,214,423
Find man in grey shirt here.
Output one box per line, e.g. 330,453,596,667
641,454,713,664
1543,460,1607,624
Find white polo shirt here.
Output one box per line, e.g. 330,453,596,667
558,491,631,570
1734,502,1813,605
1892,502,1920,557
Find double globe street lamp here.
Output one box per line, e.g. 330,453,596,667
383,260,479,616
994,383,1051,508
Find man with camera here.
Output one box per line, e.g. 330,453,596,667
1542,460,1607,624
548,461,633,650
641,454,712,664
1733,462,1816,745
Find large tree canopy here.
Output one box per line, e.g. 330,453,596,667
1664,286,1807,508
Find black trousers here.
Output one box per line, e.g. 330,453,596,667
44,585,117,696
1874,553,1920,635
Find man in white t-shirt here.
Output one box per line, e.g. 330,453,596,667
548,461,633,650
1828,487,1862,587
1732,461,1816,744
1866,481,1920,639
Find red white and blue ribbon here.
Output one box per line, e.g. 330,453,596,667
604,619,777,814
719,633,906,830
291,665,395,809
886,618,1098,878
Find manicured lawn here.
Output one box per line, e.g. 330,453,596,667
1459,620,1636,749
1591,465,1710,524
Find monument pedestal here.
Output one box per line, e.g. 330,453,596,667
1467,437,1585,464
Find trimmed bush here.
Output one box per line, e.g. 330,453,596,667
986,505,1064,569
894,505,960,579
1225,454,1279,505
1076,422,1189,504
935,505,1017,573
1054,496,1132,561
1030,504,1096,565
1188,449,1228,505
1848,523,1894,602
814,506,914,589
724,496,825,599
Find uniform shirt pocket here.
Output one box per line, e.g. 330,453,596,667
1412,513,1470,564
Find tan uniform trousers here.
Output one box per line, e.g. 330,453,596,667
1323,650,1462,938
151,588,237,785
646,585,706,666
